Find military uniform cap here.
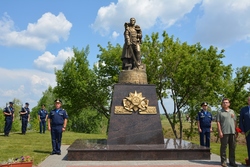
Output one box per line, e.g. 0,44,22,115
201,102,208,106
9,102,13,104
54,99,62,103
25,102,29,105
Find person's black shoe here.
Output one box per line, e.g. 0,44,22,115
229,163,238,167
57,152,61,155
50,152,56,155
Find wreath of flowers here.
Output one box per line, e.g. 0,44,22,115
0,156,33,165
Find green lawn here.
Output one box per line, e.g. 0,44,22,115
0,131,106,165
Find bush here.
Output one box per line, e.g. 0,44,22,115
68,109,104,134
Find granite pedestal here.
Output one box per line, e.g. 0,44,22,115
67,139,210,160
107,84,164,145
67,84,210,160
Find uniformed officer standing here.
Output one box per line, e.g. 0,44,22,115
38,104,48,134
3,102,15,136
197,102,213,148
48,99,68,155
20,102,30,135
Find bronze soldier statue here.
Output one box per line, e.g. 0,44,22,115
121,18,142,70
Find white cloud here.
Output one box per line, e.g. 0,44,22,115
0,68,56,109
194,0,250,47
33,47,74,73
111,31,119,39
91,0,201,36
0,12,72,50
92,0,250,49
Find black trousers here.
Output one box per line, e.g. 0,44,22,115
51,126,63,153
4,119,12,135
39,119,46,133
21,118,28,134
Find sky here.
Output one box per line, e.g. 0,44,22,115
0,0,250,111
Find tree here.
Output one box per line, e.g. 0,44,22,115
222,66,250,113
93,42,123,114
53,46,110,132
141,31,232,139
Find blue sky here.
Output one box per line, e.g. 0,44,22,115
0,0,250,111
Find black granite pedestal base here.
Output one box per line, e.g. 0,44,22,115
67,84,210,161
107,84,164,145
67,139,210,161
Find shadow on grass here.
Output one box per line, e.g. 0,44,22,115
33,150,51,154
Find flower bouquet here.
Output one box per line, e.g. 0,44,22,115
235,127,242,133
0,156,33,167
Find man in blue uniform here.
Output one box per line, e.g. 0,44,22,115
38,104,48,134
20,102,30,135
48,99,68,155
3,102,15,136
197,102,213,148
239,96,250,166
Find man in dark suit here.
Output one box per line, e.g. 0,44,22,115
239,96,250,166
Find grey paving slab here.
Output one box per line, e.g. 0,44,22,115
38,145,244,167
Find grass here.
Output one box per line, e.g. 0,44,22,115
0,131,106,165
0,120,248,165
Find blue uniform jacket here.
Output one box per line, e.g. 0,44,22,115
3,107,14,120
38,109,48,119
48,108,68,126
239,106,250,133
197,110,212,129
20,107,30,119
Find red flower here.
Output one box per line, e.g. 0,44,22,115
236,127,242,133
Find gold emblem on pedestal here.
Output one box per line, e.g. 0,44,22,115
114,91,156,115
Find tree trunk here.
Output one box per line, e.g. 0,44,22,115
160,98,178,139
178,109,183,139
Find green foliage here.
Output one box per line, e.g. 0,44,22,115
29,116,39,132
54,46,110,120
141,31,232,139
222,66,250,113
95,42,122,85
183,127,197,140
54,46,93,112
160,114,165,120
93,42,123,117
0,108,4,133
68,108,103,133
